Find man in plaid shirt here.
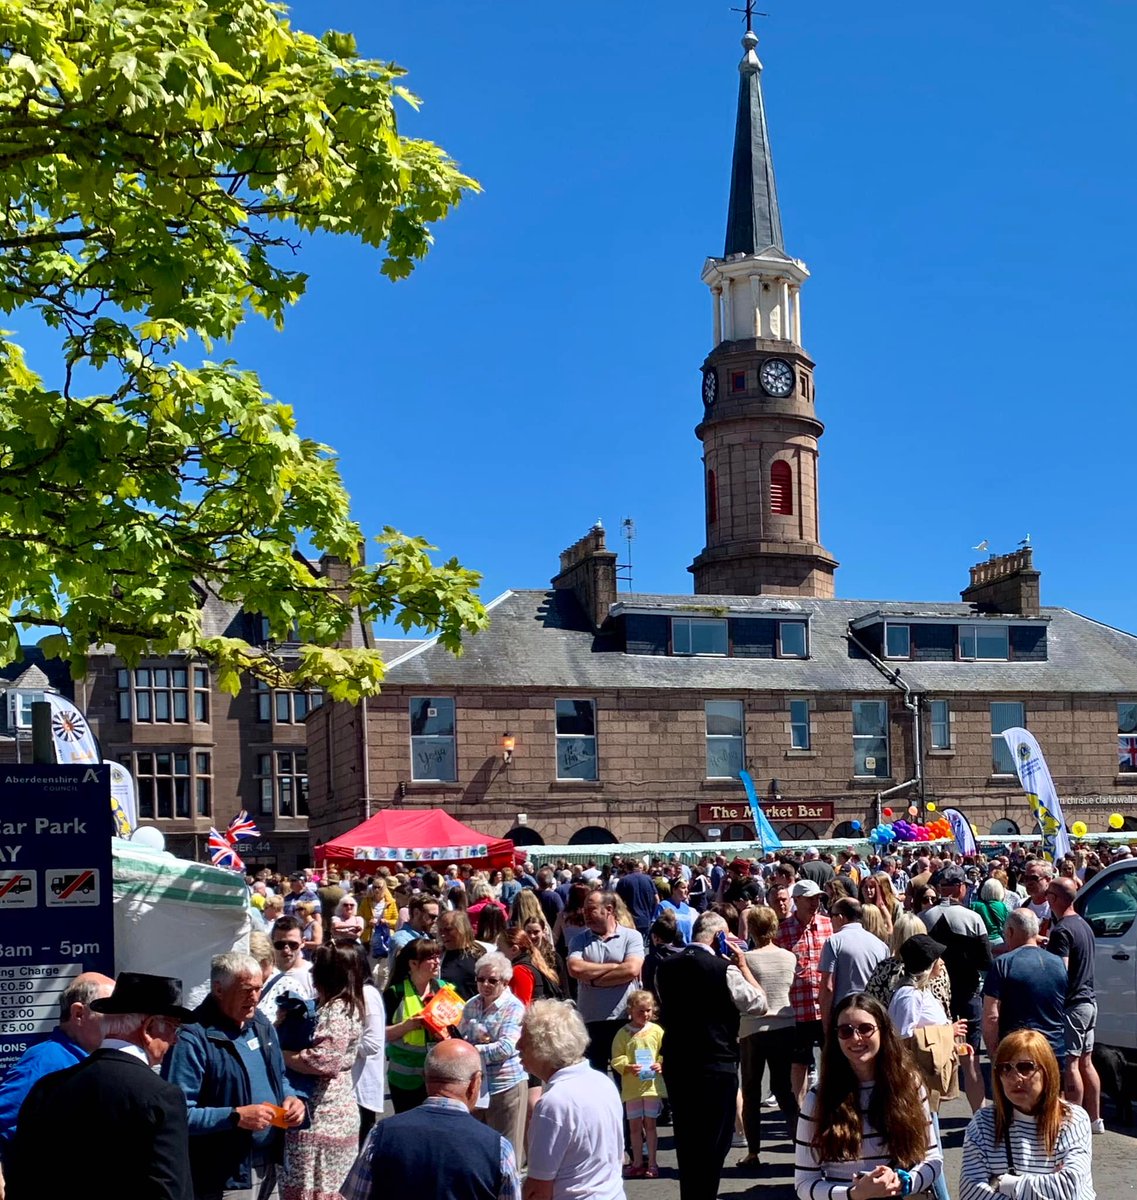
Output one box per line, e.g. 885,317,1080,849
774,879,833,1109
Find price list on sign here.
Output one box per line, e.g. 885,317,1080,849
0,766,114,1074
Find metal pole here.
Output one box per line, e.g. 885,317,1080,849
31,701,53,764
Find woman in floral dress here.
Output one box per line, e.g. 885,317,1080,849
282,944,364,1200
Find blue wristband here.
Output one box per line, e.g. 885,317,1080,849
896,1169,913,1197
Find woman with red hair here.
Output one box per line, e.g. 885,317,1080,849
960,1028,1094,1199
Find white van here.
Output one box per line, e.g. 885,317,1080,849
1073,859,1137,1055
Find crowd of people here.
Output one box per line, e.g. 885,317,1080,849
0,837,1124,1199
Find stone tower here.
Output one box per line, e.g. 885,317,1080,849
689,29,838,598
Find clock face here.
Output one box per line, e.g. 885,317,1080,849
759,358,795,398
702,368,718,407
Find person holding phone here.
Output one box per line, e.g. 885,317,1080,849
794,993,941,1200
656,911,767,1200
960,1029,1094,1200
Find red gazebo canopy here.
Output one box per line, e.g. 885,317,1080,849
315,808,515,870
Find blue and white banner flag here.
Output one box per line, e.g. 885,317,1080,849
940,806,977,856
45,692,100,765
739,770,783,854
1001,727,1072,862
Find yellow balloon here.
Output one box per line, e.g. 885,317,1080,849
1109,813,1125,831
926,803,936,813
970,823,979,835
1071,821,1088,838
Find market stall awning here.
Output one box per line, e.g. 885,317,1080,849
315,808,515,870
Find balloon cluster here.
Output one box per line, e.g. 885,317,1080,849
867,809,955,845
1069,814,1125,839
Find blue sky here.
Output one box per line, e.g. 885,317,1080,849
32,3,1137,632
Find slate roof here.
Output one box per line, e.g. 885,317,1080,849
384,589,1137,696
0,648,75,696
375,638,426,663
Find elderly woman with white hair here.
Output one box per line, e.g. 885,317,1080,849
519,1000,625,1200
458,951,528,1163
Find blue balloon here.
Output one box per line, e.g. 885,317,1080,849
851,820,862,832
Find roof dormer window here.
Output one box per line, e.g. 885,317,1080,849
959,624,1009,661
672,617,728,657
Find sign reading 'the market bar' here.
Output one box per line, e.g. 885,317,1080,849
697,801,836,824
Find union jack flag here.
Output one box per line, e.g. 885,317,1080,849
208,827,245,871
1120,737,1137,771
227,810,261,842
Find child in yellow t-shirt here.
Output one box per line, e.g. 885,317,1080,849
610,989,665,1179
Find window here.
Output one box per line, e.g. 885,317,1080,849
255,680,324,723
1080,867,1137,939
706,470,718,524
117,665,209,723
410,697,457,781
256,751,309,817
672,618,728,656
790,699,810,750
133,751,198,819
990,702,1024,774
731,371,746,392
195,752,212,817
5,689,43,730
1119,702,1137,773
770,460,793,515
778,621,808,658
555,700,598,780
959,624,1009,661
885,623,911,659
852,700,889,778
930,699,951,750
705,700,744,778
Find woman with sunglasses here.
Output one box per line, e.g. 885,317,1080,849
960,1029,1094,1200
383,938,446,1112
795,993,941,1200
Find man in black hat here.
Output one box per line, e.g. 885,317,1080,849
5,971,193,1199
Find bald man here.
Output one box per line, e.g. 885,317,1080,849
0,971,114,1158
1046,877,1103,1131
343,1038,521,1200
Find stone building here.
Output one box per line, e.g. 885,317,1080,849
305,28,1137,852
0,554,358,873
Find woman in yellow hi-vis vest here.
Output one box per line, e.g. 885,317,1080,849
384,938,447,1111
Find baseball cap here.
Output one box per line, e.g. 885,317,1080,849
791,879,822,898
933,864,966,887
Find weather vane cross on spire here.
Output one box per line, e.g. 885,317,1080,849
730,0,768,33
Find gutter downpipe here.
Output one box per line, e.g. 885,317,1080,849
361,696,371,821
846,627,923,831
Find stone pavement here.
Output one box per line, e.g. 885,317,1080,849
623,1092,1136,1199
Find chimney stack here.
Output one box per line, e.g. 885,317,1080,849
961,548,1040,616
552,523,618,631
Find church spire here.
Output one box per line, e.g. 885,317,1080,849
723,28,784,257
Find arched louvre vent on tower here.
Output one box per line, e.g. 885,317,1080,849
770,460,793,515
707,470,718,523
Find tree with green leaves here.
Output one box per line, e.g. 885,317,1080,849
0,0,486,699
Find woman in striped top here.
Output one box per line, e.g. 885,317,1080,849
795,993,942,1200
961,1029,1094,1200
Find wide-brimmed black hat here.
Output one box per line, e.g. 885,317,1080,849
899,934,947,975
89,972,193,1021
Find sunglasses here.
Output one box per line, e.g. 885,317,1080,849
477,976,503,985
273,940,302,951
997,1060,1039,1078
1022,875,1043,883
836,1022,878,1041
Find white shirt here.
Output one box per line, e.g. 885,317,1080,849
257,960,315,1020
889,985,949,1038
352,986,386,1112
99,1038,150,1065
528,1061,624,1200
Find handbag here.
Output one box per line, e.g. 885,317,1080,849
902,1024,959,1112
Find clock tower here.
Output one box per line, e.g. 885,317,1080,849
689,28,838,598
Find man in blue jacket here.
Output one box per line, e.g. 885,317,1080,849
162,951,305,1200
0,970,113,1159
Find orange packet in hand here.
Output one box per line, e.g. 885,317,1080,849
268,1105,291,1128
422,984,466,1038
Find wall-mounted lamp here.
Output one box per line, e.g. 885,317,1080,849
769,777,782,800
501,733,516,765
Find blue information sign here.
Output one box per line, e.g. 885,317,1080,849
0,765,115,1074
